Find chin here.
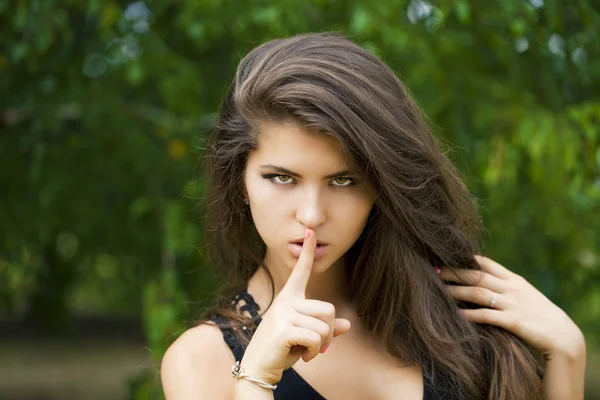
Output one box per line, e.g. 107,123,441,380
309,259,333,274
285,254,334,274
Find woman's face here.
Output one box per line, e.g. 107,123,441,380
244,120,375,273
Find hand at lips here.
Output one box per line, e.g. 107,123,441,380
239,227,351,386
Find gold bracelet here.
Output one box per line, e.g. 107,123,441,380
232,361,278,390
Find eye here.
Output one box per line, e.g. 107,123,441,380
261,173,295,185
274,175,293,184
331,177,355,187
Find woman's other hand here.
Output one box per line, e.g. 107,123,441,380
437,255,585,360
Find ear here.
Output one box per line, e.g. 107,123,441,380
241,184,249,205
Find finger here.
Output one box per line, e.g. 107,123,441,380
474,255,513,279
282,228,316,297
292,300,352,349
333,318,352,338
318,318,352,354
290,318,352,362
293,299,336,350
446,285,505,310
286,326,323,363
438,267,506,293
290,313,331,352
460,308,516,332
293,299,336,319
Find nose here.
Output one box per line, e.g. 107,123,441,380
295,192,327,229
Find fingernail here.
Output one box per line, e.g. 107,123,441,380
304,228,311,240
320,346,329,353
434,266,441,275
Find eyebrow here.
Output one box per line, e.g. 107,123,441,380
260,164,353,179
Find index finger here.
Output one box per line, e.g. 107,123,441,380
474,255,513,280
282,228,316,297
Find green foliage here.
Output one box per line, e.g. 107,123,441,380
1,0,599,396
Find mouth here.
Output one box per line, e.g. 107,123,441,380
290,240,327,248
288,240,329,260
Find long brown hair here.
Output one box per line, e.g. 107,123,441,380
200,32,543,399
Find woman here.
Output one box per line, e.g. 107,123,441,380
161,32,586,399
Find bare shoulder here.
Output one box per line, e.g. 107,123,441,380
161,321,235,400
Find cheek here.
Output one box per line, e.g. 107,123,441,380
330,192,374,242
245,177,289,240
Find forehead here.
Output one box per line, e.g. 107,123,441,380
250,120,350,170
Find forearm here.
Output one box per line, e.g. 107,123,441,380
233,379,275,400
543,343,586,400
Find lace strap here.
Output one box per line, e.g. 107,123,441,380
210,287,262,361
231,287,262,320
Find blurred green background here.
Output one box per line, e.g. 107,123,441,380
1,0,599,399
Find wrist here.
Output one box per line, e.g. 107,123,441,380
233,378,275,400
234,376,274,392
236,359,281,386
546,329,586,363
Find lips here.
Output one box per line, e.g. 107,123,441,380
291,241,326,247
289,240,329,259
290,238,327,246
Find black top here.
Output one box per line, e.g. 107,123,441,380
210,288,440,399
